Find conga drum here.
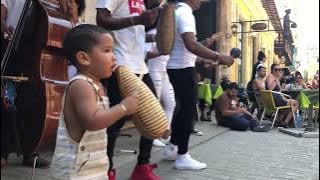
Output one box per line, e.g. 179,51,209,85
156,3,175,55
115,65,170,139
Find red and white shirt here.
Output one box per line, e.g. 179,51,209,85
96,0,148,75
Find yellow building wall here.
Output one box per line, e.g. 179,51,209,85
218,0,277,84
83,0,278,85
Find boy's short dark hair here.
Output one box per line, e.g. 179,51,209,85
63,24,108,66
227,82,239,90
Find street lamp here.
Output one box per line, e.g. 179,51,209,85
231,24,238,36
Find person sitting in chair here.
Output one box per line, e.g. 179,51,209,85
265,63,299,127
249,64,267,120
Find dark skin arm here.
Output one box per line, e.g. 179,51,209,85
182,32,234,66
146,51,161,60
1,4,6,36
200,32,224,48
1,4,13,38
146,34,156,43
96,7,160,31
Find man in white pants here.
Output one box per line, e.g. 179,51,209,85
145,27,176,147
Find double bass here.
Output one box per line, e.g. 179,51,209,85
1,0,70,154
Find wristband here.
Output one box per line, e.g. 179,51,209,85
119,103,128,114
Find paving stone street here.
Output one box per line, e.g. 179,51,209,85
1,120,319,180
154,129,319,180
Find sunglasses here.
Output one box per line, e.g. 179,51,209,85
274,68,283,72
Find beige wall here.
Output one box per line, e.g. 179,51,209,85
216,0,277,84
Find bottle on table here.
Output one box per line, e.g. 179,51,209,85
294,109,303,128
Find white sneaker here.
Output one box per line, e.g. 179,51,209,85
175,154,207,170
153,139,166,147
160,136,171,145
161,143,178,161
191,129,203,136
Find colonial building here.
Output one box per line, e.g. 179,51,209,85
195,0,282,84
82,0,286,85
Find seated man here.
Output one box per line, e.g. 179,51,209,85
215,82,267,132
251,65,267,119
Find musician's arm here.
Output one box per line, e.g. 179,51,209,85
96,9,139,30
146,34,155,43
182,32,234,66
96,8,159,31
1,4,7,35
182,33,217,59
200,38,214,48
146,51,161,60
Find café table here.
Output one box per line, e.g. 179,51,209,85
282,89,319,108
282,89,319,130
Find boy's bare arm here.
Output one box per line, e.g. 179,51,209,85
68,80,138,131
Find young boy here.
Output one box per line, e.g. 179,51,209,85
50,24,138,179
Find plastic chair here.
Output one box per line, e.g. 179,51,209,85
253,92,265,122
259,90,295,129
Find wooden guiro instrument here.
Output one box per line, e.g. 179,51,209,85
156,3,175,55
115,65,170,139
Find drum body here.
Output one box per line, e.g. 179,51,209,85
156,3,175,55
115,65,169,139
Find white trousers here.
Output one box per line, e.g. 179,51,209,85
149,71,176,129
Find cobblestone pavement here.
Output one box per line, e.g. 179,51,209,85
1,122,319,180
154,130,319,180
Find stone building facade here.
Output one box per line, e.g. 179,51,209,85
81,0,280,85
215,0,278,84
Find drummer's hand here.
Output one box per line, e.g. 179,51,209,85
202,37,214,48
205,32,223,47
203,59,217,68
216,53,234,67
138,7,160,26
1,23,14,39
120,95,139,115
211,32,224,40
